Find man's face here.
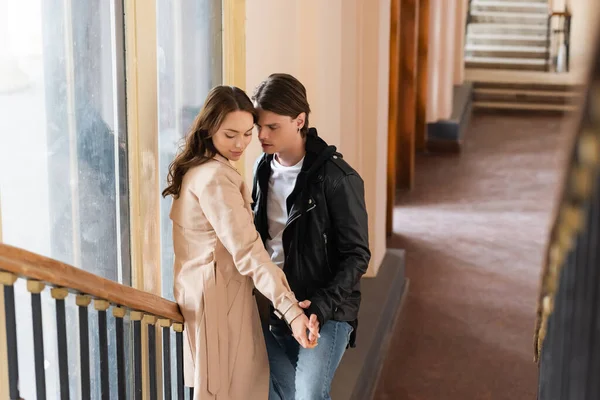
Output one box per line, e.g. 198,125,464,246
256,109,304,155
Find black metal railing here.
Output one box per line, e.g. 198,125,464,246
546,9,572,72
0,244,185,399
535,28,600,399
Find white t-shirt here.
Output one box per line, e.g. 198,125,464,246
265,156,304,268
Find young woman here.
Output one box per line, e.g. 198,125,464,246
163,85,317,400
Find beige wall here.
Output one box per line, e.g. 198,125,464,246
244,0,390,276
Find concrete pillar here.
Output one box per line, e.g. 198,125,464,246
426,0,442,122
426,0,457,122
439,0,457,120
454,0,468,85
568,0,600,80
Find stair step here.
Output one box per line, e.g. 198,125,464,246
468,23,548,35
471,0,549,13
466,55,547,71
473,81,584,92
466,55,546,64
466,44,547,53
471,10,548,24
466,68,585,87
467,33,547,46
473,88,581,98
474,88,580,105
467,33,547,41
474,0,547,2
473,101,578,112
465,44,548,59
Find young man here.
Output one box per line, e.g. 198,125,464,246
251,73,371,399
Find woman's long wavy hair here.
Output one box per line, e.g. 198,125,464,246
162,86,257,198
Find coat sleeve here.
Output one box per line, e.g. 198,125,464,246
195,168,303,325
306,173,371,328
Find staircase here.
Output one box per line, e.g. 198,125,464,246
465,0,550,71
464,0,583,113
466,69,582,112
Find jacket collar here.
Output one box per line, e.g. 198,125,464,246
213,153,240,174
303,128,337,175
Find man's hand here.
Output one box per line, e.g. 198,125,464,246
299,300,320,345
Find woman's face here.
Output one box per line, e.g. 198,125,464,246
212,110,255,162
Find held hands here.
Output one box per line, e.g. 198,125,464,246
290,314,317,349
290,300,320,348
289,300,320,348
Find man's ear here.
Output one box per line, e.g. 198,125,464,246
295,112,306,131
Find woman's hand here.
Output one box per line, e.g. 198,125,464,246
290,314,310,348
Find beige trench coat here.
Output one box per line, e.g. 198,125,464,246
170,154,303,400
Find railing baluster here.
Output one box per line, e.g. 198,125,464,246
77,295,92,400
144,315,158,400
95,300,110,400
28,280,47,400
174,323,185,399
1,272,20,400
0,245,186,400
113,307,127,400
51,288,70,400
131,311,143,400
159,319,172,400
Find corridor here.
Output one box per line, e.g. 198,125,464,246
374,114,573,399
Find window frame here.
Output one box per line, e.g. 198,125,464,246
124,0,246,396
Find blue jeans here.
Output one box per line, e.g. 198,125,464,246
265,320,353,400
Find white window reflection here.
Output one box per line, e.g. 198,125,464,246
0,0,129,398
157,0,223,303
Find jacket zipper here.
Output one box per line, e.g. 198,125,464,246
283,202,316,288
285,202,316,230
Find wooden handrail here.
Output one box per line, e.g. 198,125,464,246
0,243,183,323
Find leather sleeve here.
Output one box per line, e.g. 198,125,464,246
307,173,371,328
196,168,303,325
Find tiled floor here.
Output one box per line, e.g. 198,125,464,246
374,114,573,400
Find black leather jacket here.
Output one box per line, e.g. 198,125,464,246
252,128,370,347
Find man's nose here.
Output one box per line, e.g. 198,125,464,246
258,127,268,141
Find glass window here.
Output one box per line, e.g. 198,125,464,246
0,0,130,283
0,0,129,397
157,0,223,302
